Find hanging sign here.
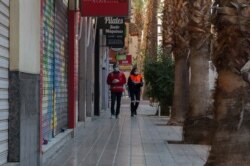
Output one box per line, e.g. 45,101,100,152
116,54,126,60
81,0,129,16
119,65,132,71
109,49,117,63
118,54,132,65
98,17,125,48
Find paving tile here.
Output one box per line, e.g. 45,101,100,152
44,101,209,166
131,155,146,166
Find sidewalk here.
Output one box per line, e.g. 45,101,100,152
44,101,210,166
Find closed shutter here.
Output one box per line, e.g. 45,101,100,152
54,0,68,135
42,0,69,143
42,0,55,142
0,0,9,164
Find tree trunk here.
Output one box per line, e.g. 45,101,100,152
131,0,144,72
169,55,189,124
187,0,211,118
189,53,210,117
205,70,250,166
141,0,158,58
205,0,250,164
168,0,189,125
160,101,170,116
183,57,215,144
184,53,214,144
162,0,174,56
141,0,158,99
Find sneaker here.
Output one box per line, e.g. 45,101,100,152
116,115,119,119
110,115,115,119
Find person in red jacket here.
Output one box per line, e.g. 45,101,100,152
107,63,126,119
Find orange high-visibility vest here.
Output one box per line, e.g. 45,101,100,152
130,74,142,83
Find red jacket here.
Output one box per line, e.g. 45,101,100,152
107,71,126,92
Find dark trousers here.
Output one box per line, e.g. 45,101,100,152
130,90,140,116
111,92,122,116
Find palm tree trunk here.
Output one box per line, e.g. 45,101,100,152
205,0,250,164
169,55,189,124
168,0,189,124
184,53,215,144
141,0,158,99
132,0,144,72
189,54,210,117
183,0,213,144
205,70,250,166
162,0,174,56
141,0,158,58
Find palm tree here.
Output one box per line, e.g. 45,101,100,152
162,0,174,55
132,0,144,31
167,0,190,124
131,0,145,72
183,0,213,144
140,0,159,100
205,0,250,165
161,0,176,116
141,0,158,58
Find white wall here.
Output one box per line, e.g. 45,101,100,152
10,0,40,74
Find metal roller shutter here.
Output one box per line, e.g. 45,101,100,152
42,0,68,143
0,0,9,164
42,0,55,142
54,0,68,135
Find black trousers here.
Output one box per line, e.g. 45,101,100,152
111,92,122,116
130,90,140,116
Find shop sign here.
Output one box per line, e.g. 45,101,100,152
99,17,125,48
119,65,132,71
81,0,129,16
116,54,126,60
109,49,117,63
118,54,132,65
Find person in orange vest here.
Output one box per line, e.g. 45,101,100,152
128,67,143,117
107,63,126,119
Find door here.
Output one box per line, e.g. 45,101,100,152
42,0,55,142
42,0,69,143
54,0,68,135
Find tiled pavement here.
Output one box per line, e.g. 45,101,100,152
44,101,210,166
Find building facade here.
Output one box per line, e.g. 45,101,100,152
3,0,103,165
